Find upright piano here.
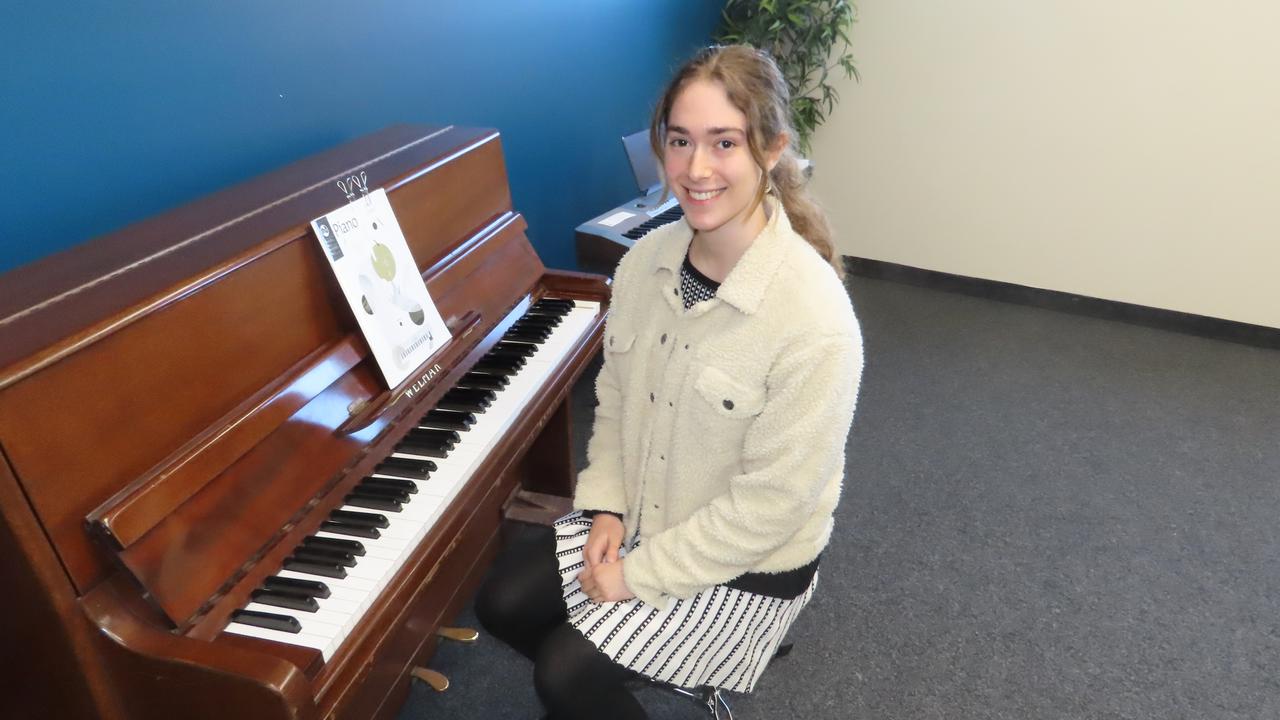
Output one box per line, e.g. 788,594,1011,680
0,125,609,720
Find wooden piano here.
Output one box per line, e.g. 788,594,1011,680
0,125,609,720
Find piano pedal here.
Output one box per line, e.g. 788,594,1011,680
436,626,479,643
410,667,450,692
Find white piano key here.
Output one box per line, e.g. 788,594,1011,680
268,574,367,605
277,567,378,593
223,621,337,659
340,557,396,582
313,531,401,561
313,595,361,615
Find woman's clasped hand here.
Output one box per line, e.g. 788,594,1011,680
578,513,634,603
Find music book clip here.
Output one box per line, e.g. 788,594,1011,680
337,171,370,204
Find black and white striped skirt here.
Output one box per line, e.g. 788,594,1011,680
554,512,817,693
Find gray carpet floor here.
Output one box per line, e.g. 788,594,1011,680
398,275,1280,719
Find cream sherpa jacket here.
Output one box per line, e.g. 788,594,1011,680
573,199,863,609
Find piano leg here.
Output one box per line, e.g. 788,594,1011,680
511,400,577,502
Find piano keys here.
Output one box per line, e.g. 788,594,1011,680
0,125,608,720
224,296,602,659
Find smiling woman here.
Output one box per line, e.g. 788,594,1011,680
652,45,844,283
475,45,863,720
660,79,785,278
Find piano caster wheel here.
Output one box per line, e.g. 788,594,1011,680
437,626,479,643
411,667,450,692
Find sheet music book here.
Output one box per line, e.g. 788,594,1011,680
311,188,451,387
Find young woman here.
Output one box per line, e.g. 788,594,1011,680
476,45,862,719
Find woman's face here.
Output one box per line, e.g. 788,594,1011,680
662,79,767,238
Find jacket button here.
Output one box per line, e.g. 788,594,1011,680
723,399,734,410
650,392,655,402
660,333,667,344
609,336,614,347
684,344,689,350
673,287,678,295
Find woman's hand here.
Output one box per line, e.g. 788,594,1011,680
579,513,633,603
582,513,624,570
579,557,635,603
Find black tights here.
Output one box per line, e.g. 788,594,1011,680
474,526,647,720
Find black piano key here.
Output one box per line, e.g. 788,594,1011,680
330,509,390,528
525,304,566,316
231,609,303,634
456,377,504,393
251,590,320,612
515,318,556,331
492,340,537,353
452,387,497,403
303,536,367,555
399,435,454,451
443,387,495,405
469,362,514,377
397,439,451,458
535,298,574,310
505,330,548,344
522,311,562,326
508,320,547,333
494,341,536,356
293,546,358,567
507,327,550,342
432,399,487,414
374,456,435,481
409,427,462,444
359,477,418,494
533,305,572,317
482,352,526,368
283,557,347,579
353,484,412,503
461,375,508,391
263,576,331,599
514,317,554,329
320,520,381,539
421,407,478,427
345,494,403,512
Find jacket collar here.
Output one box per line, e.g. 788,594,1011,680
653,197,796,315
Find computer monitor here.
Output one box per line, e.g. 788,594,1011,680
621,129,663,196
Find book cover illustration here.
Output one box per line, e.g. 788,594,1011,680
312,188,451,388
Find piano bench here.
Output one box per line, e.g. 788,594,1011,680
501,489,574,526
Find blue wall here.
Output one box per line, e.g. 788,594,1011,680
0,2,721,274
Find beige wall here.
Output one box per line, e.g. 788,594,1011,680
810,1,1280,329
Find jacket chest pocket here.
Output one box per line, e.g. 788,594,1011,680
605,327,636,354
693,365,766,420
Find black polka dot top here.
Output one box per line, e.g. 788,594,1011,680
680,254,719,309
